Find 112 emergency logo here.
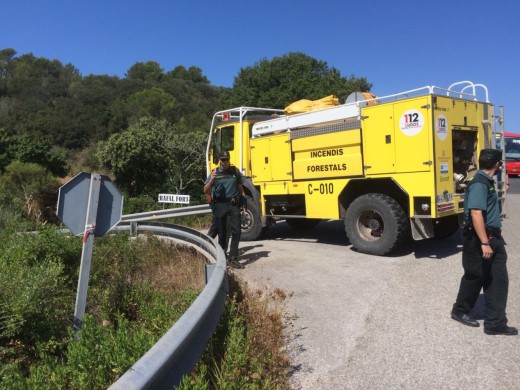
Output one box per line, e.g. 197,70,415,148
435,114,448,141
399,109,424,136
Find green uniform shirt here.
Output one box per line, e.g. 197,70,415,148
205,166,242,201
464,170,501,229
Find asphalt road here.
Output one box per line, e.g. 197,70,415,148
508,174,520,194
234,193,520,389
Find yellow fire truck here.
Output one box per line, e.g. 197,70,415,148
206,81,504,255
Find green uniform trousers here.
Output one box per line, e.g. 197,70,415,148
213,201,241,260
453,230,509,328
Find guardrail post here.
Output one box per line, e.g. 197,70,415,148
205,264,215,285
130,221,138,236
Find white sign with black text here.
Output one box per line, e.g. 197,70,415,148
158,194,190,204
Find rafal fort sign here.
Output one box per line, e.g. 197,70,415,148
158,193,190,204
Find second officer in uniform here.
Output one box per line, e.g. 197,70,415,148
451,148,517,335
204,150,245,269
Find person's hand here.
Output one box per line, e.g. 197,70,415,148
239,195,248,211
210,169,217,183
481,243,493,259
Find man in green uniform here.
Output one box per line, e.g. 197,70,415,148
204,151,245,269
451,148,517,335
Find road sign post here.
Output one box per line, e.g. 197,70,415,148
73,173,101,334
57,172,123,337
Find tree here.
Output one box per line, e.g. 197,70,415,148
0,51,86,149
0,129,69,176
68,75,121,142
96,117,208,200
221,52,372,108
125,61,164,83
0,128,14,168
12,135,70,177
0,48,16,93
0,161,61,223
164,127,207,197
23,97,89,149
96,117,173,196
125,87,176,122
6,53,80,99
166,65,209,84
161,77,222,130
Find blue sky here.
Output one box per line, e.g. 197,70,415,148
2,0,520,132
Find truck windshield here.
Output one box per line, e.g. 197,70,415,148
505,135,520,161
221,125,234,152
211,125,235,163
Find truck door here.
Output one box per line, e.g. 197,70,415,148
250,134,292,182
393,97,432,173
361,104,396,175
250,137,271,182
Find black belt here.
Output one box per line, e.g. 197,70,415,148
486,227,501,236
215,197,237,204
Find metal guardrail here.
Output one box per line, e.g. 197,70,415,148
120,204,211,222
109,222,228,390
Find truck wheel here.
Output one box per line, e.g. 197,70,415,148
345,193,409,256
240,197,266,241
433,215,461,239
285,218,321,230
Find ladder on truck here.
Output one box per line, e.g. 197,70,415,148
495,106,507,218
251,81,491,138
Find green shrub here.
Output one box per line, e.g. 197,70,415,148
0,228,81,346
0,204,26,232
5,287,199,390
0,180,29,231
123,194,157,214
0,161,61,223
0,230,204,389
0,227,290,389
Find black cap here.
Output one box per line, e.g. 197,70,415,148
479,148,502,162
218,150,230,159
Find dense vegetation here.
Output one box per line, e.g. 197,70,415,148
221,52,371,108
0,48,370,213
0,221,290,389
0,227,205,388
0,48,370,388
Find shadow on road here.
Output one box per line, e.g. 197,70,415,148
239,244,270,265
390,230,463,259
268,220,349,246
260,220,463,259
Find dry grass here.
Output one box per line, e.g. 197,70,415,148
99,233,292,387
168,214,214,232
135,234,291,387
229,274,292,388
133,234,207,294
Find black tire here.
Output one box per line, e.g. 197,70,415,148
240,197,266,241
345,193,409,256
285,218,321,230
432,215,461,239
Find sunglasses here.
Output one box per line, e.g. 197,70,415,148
220,158,229,162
